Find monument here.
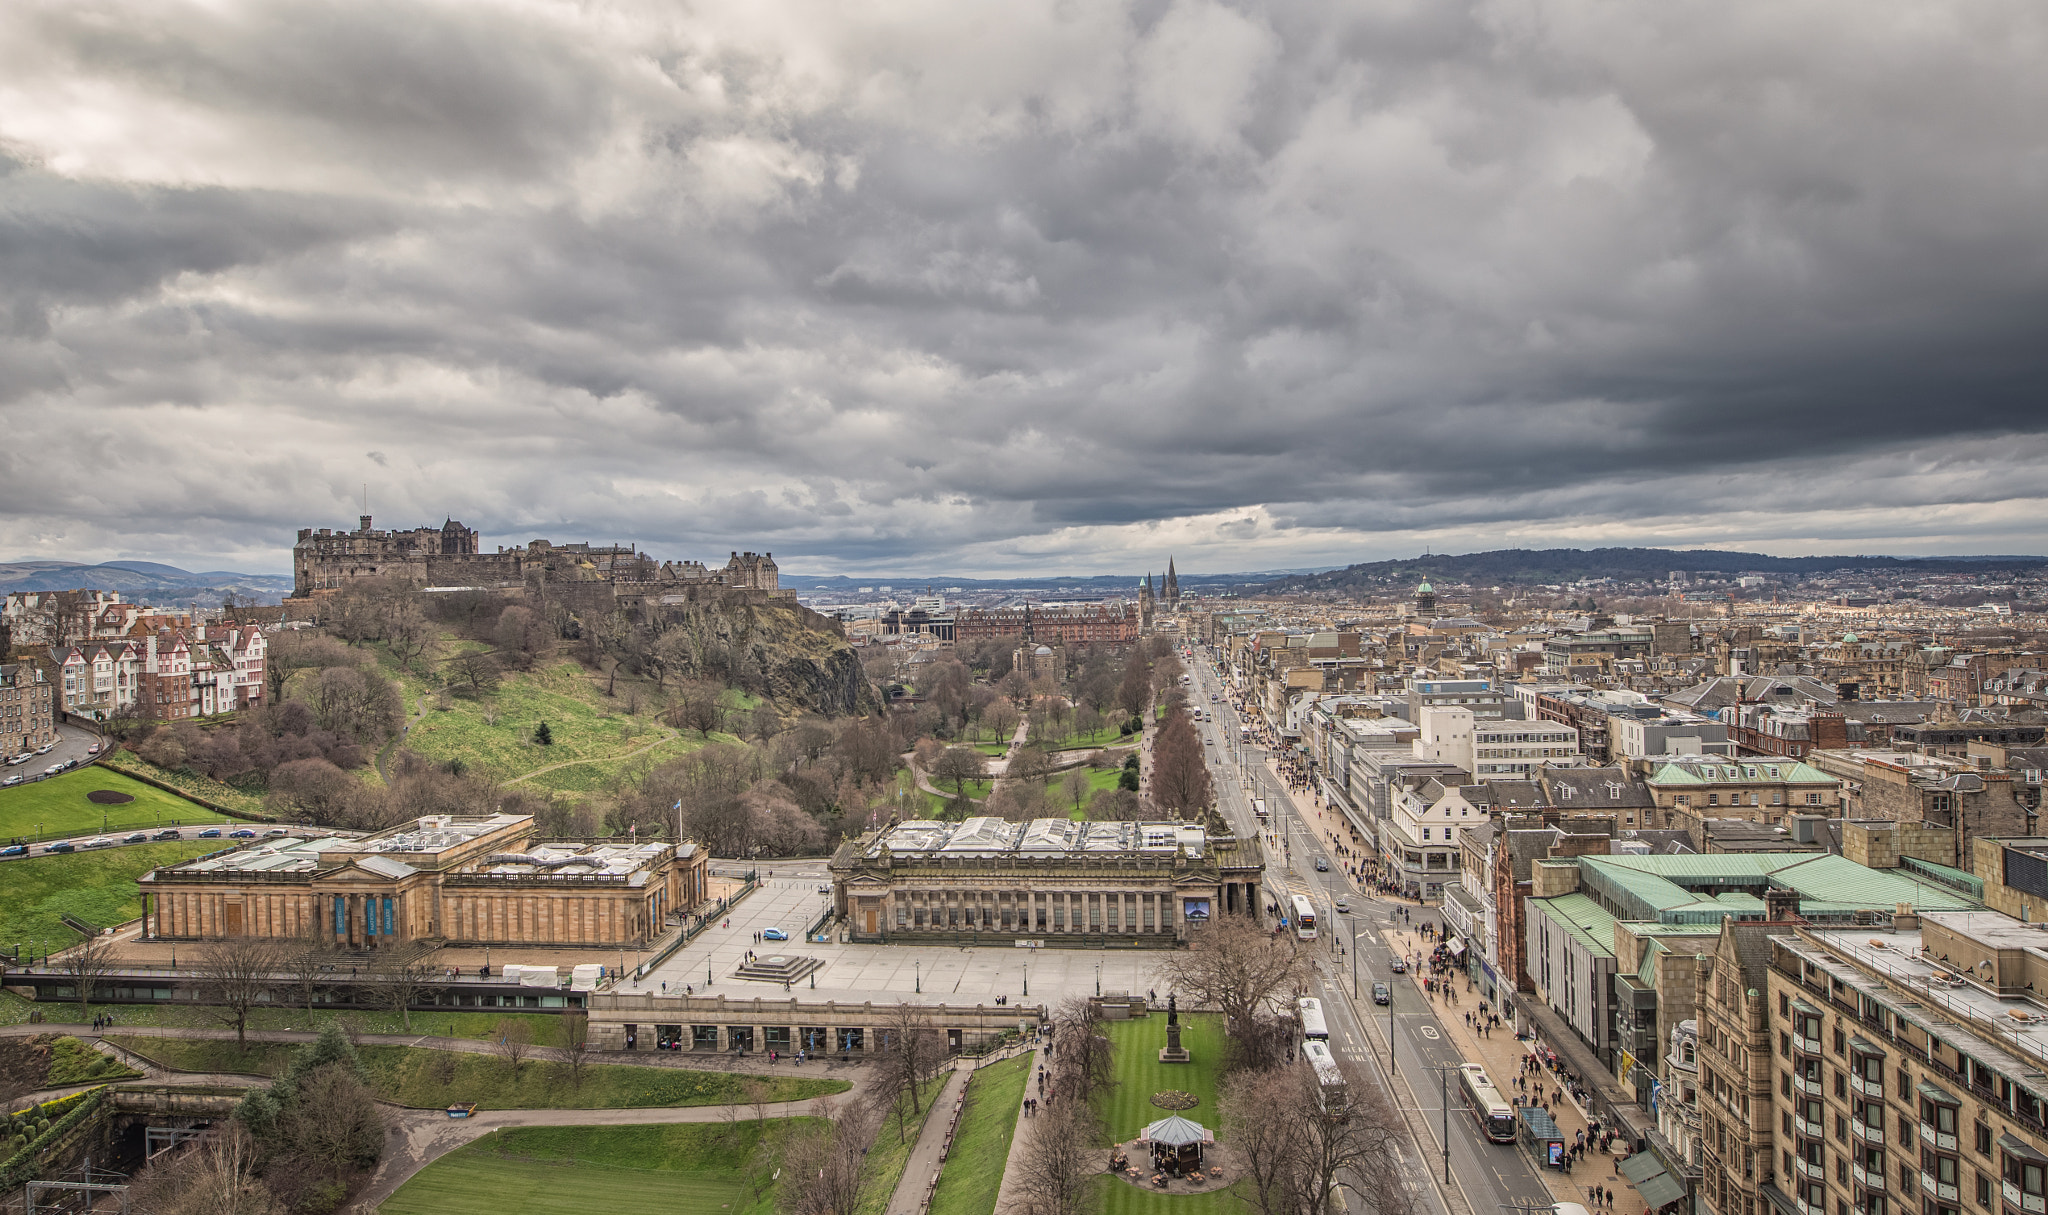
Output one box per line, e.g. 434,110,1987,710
1158,992,1190,1064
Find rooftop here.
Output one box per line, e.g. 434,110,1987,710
864,816,1209,860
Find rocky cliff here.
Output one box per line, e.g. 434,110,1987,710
640,593,882,717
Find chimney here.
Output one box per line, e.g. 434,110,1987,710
1892,901,1919,932
1763,886,1801,921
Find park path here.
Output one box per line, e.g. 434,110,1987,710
502,725,683,786
885,1066,969,1215
988,1044,1047,1215
374,694,435,781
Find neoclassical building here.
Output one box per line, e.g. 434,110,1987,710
828,817,1265,945
141,813,709,949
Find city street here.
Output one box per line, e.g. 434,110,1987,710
1183,648,1620,1215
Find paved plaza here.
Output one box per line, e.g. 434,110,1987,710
633,867,1177,1007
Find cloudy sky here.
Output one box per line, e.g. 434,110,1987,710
4,0,2047,577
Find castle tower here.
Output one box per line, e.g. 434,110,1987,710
1164,557,1179,609
1139,573,1156,632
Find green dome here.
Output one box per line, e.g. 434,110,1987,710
1417,581,1434,593
1842,633,1859,643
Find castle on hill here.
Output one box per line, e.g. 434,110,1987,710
290,516,784,601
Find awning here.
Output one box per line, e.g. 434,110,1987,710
1622,1151,1687,1210
2000,1133,2048,1164
1918,1081,1961,1106
1447,939,1467,956
1791,997,1822,1017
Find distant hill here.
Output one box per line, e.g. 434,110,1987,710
786,568,1341,595
0,560,293,604
1261,547,2048,594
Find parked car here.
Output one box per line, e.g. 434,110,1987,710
265,828,289,837
6,753,29,765
762,927,789,941
43,765,63,776
35,743,54,755
1389,958,1407,974
0,844,27,858
123,832,149,844
1372,982,1392,1005
197,828,222,838
83,836,114,849
229,828,257,838
2,775,21,787
45,841,75,853
154,829,182,840
816,884,831,893
87,743,101,754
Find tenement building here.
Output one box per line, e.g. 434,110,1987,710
141,814,709,948
828,816,1264,944
1753,911,2048,1215
0,662,56,756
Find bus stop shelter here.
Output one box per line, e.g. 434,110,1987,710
1518,1106,1565,1168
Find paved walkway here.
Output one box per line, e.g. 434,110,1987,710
886,1066,969,1215
1382,927,1646,1213
988,1045,1046,1215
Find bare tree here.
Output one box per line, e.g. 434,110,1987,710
1060,768,1092,815
367,941,442,1032
61,930,119,1014
1223,1057,1412,1215
1223,1067,1301,1215
1014,1098,1102,1215
492,1017,532,1078
872,1004,946,1143
929,746,987,799
561,1011,592,1090
1149,708,1213,816
1047,996,1116,1104
191,935,290,1047
282,934,335,1013
1157,915,1307,1063
780,1097,880,1215
128,1123,283,1215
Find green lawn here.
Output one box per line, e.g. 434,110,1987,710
0,769,237,842
1093,1015,1227,1147
97,758,268,817
1093,1174,1246,1215
401,659,717,785
110,1037,849,1109
0,841,218,946
2,994,571,1044
929,1056,1030,1215
45,1035,142,1085
382,1121,803,1215
1043,727,1126,752
970,742,1010,757
857,1074,949,1215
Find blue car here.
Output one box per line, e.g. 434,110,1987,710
762,927,789,941
229,829,257,838
198,828,222,838
45,841,75,854
0,844,27,858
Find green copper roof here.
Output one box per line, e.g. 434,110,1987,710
1576,853,1977,923
1528,892,1618,959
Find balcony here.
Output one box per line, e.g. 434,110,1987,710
1924,1173,1960,1202
1796,1156,1826,1182
1795,1031,1823,1055
1850,1073,1882,1099
1851,1163,1884,1192
1795,1115,1824,1139
1793,1073,1824,1098
1924,1122,1959,1152
2005,1181,2047,1215
1850,1120,1884,1147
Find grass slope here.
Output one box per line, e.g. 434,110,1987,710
857,1074,949,1215
0,842,217,944
929,1056,1031,1215
400,659,721,785
1093,1015,1226,1147
1093,1174,1245,1215
3,994,567,1044
45,1036,140,1085
382,1121,803,1215
0,769,235,841
110,1037,849,1109
97,758,267,817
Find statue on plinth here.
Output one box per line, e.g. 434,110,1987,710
1159,992,1190,1063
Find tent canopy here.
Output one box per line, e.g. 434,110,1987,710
1140,1114,1213,1146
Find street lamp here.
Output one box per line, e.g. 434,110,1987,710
915,960,921,993
1095,960,1101,997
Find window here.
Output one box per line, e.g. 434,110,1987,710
1808,792,1825,806
1976,1173,1991,1207
1709,793,1720,806
1975,1123,1991,1157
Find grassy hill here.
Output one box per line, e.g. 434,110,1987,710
0,769,238,841
0,841,218,945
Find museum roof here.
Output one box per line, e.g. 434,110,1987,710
864,816,1208,860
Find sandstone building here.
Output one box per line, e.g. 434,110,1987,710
828,816,1264,944
141,813,710,949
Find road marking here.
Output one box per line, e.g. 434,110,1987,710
1419,1025,1439,1040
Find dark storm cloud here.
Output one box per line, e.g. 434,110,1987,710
1,0,2046,574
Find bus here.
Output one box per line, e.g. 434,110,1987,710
1297,997,1330,1041
1457,1063,1518,1143
1253,798,1268,820
1290,894,1318,941
1302,1040,1348,1115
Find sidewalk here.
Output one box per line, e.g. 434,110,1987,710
1382,927,1644,1213
988,1046,1048,1215
887,1066,970,1215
